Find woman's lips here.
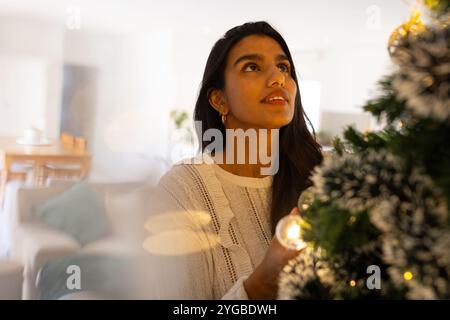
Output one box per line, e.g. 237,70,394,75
261,89,290,105
261,99,288,105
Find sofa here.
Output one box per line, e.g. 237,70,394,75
0,259,23,299
9,181,152,300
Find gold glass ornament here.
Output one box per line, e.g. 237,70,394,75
388,9,426,55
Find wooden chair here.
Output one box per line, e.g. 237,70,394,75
61,132,75,147
0,163,32,208
43,133,89,183
74,136,87,150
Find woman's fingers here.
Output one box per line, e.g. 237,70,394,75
288,207,300,216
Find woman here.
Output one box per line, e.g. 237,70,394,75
144,21,323,300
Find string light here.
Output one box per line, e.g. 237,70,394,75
276,187,315,250
349,280,356,287
275,215,307,250
348,216,357,225
403,271,413,281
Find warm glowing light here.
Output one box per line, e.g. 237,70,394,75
143,230,219,255
348,216,357,225
144,210,211,233
349,280,356,287
403,271,413,281
287,224,301,240
275,215,307,250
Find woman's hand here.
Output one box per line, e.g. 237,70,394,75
243,207,304,300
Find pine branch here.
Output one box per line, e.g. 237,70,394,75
363,77,407,125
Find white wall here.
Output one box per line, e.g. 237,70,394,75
0,55,46,135
0,16,63,138
63,30,174,182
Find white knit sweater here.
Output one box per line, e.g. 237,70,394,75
143,153,273,299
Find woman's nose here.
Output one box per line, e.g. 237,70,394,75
267,68,285,88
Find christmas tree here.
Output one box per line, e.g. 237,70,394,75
278,1,450,299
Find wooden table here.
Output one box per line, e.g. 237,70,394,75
0,136,92,204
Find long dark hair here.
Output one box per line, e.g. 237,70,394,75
194,21,323,234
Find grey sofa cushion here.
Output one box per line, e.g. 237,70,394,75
34,181,110,245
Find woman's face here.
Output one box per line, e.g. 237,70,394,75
214,35,297,130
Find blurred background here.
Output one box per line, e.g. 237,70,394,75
0,0,415,183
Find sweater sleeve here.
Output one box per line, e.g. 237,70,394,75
141,174,216,299
221,275,250,300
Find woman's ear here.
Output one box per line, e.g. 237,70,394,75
208,89,228,115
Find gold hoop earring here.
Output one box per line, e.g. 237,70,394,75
221,113,227,125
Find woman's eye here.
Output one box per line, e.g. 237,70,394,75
243,63,259,72
278,63,290,73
